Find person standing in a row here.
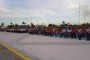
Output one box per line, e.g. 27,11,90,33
86,27,90,40
71,27,77,39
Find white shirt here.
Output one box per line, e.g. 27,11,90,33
62,29,66,32
78,29,81,32
67,29,72,32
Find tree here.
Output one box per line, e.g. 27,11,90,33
14,23,19,27
48,24,52,27
10,22,13,25
31,23,35,27
7,22,14,28
62,21,65,25
1,22,4,27
22,21,26,25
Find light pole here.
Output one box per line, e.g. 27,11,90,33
79,0,81,25
47,19,49,25
84,15,86,23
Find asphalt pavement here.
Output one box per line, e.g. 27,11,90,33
0,43,23,60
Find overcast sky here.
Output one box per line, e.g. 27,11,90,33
0,0,90,25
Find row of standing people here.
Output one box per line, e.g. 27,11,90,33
0,26,89,40
28,27,90,40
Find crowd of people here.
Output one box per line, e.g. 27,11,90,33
0,23,90,41
28,26,90,40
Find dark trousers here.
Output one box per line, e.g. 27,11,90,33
71,33,76,39
79,33,85,40
86,33,90,40
44,32,48,36
64,32,67,38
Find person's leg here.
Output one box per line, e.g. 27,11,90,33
72,33,74,38
57,32,59,37
55,32,57,37
74,33,76,38
50,32,51,36
51,32,53,37
77,32,80,39
86,33,90,40
60,32,64,38
82,33,85,39
59,32,61,37
54,32,56,37
79,33,82,40
44,32,46,36
57,32,60,37
67,32,70,38
63,33,65,38
48,32,50,36
71,33,73,39
47,32,49,36
76,32,79,38
72,33,76,38
32,32,33,35
64,32,67,38
46,32,47,36
49,32,51,36
69,32,71,38
88,34,90,40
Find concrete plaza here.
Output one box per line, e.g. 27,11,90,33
0,32,90,60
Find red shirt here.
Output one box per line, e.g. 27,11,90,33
81,28,87,33
71,28,77,33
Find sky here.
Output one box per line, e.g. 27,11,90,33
0,0,90,26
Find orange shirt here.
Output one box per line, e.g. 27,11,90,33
47,27,53,32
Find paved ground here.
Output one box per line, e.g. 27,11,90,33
0,43,23,60
0,32,90,60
